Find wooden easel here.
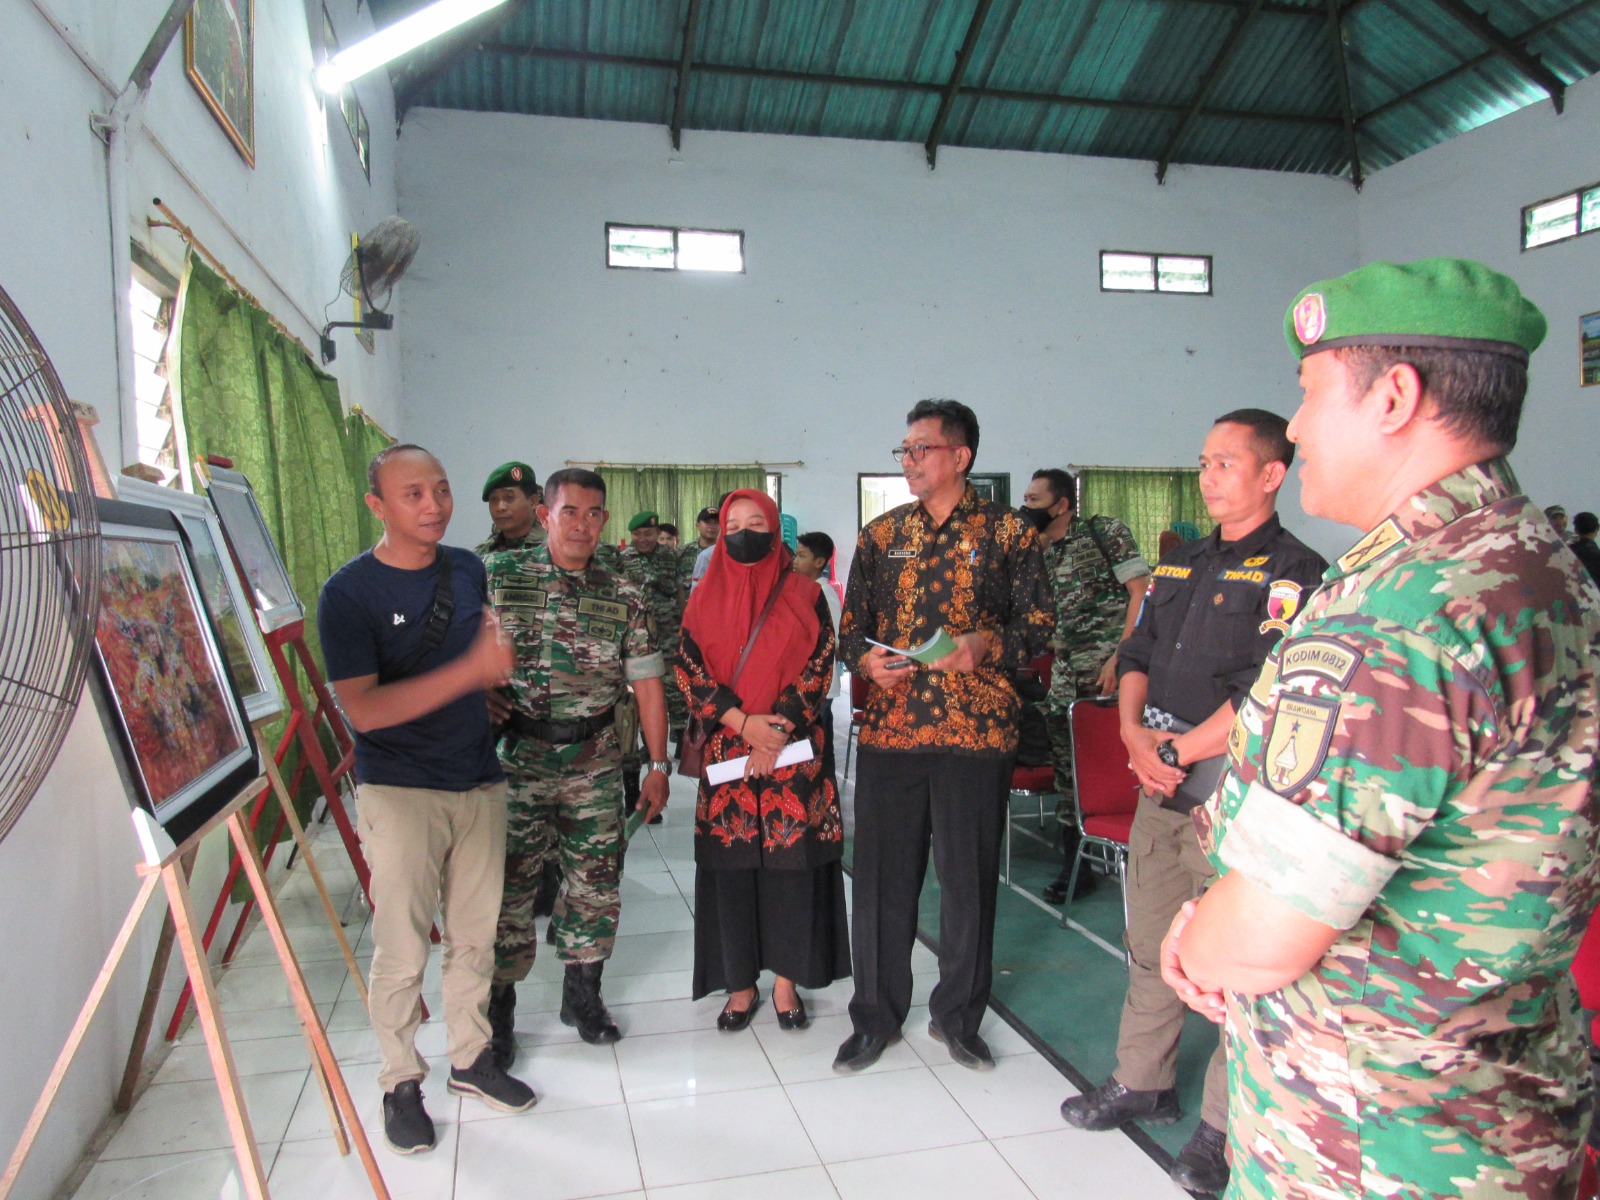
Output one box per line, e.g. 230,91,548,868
124,720,367,1109
166,623,364,1039
0,779,389,1200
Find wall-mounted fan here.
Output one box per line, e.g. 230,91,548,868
319,216,420,363
0,282,102,846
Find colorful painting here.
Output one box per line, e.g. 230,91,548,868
187,0,255,166
116,477,282,722
95,510,254,840
1582,310,1600,388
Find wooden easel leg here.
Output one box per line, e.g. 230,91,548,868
159,859,271,1200
256,724,366,1004
116,846,195,1111
0,874,162,1199
228,813,390,1199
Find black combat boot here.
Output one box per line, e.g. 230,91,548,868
488,982,517,1070
560,961,621,1044
1042,826,1097,904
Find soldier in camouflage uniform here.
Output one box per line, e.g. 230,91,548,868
1020,468,1150,904
475,461,546,557
620,511,688,740
1167,258,1600,1200
681,502,722,595
484,469,671,1059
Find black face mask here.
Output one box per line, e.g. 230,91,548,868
724,529,775,564
1017,504,1051,533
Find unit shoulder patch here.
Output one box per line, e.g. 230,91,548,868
1263,693,1340,796
1279,636,1363,690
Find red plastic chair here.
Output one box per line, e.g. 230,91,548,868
842,672,870,780
1061,695,1140,926
1002,653,1059,884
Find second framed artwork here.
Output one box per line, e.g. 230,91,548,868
115,477,283,722
1581,310,1600,388
94,499,260,848
203,464,303,632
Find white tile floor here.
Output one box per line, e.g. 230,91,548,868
71,773,1185,1200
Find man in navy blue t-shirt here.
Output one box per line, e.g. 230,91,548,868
319,443,534,1155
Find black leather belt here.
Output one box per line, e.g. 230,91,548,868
506,706,615,745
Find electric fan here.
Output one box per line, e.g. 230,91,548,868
319,216,420,362
0,282,102,845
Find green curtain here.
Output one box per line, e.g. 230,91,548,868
172,255,390,849
593,464,765,550
1079,467,1215,562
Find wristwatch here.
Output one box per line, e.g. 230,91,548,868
647,760,673,775
1156,740,1186,772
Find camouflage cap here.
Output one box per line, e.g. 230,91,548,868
627,511,659,531
1285,257,1547,364
482,461,537,500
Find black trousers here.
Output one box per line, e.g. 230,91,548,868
847,748,1010,1041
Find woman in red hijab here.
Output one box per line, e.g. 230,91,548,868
676,490,849,1031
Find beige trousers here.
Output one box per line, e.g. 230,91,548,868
1113,792,1229,1129
357,781,508,1092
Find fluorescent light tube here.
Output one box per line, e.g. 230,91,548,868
316,0,510,93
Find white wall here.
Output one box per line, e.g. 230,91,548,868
1356,73,1600,515
397,112,1357,564
0,2,400,1194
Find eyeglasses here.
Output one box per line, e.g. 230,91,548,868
891,444,960,464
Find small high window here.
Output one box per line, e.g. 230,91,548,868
1101,251,1212,295
1522,182,1600,250
607,224,744,273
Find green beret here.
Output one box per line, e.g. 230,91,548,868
1285,257,1546,364
482,461,537,501
627,511,659,532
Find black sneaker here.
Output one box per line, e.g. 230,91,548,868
381,1080,435,1154
448,1047,537,1113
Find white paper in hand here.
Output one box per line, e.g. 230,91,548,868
705,739,816,786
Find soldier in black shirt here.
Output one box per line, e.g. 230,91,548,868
1059,410,1326,1195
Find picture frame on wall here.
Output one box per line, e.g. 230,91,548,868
186,0,255,167
94,499,259,848
115,477,283,722
1582,310,1600,387
203,464,304,632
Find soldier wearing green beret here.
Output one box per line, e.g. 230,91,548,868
1166,258,1600,1200
476,461,546,558
483,469,671,1058
621,511,689,744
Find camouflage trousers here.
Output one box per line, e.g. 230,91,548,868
1045,667,1105,826
495,726,625,983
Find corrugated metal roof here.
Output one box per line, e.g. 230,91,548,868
369,0,1600,184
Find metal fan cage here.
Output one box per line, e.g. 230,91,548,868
339,216,419,311
0,283,102,846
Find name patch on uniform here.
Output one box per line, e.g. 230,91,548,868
1242,556,1270,567
578,597,628,623
1220,569,1267,584
1154,564,1192,579
1258,579,1306,636
1337,518,1406,574
1263,694,1340,796
495,586,548,610
888,549,916,559
1279,636,1362,689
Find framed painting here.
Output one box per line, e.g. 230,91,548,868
186,0,255,166
1582,310,1600,387
116,477,283,722
94,499,259,848
203,465,303,632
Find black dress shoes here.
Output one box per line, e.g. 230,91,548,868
775,995,808,1030
832,1031,898,1073
928,1020,995,1070
717,990,762,1032
1041,868,1097,905
1169,1119,1230,1194
1059,1077,1180,1130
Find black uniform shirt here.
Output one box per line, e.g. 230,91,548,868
1116,513,1327,726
